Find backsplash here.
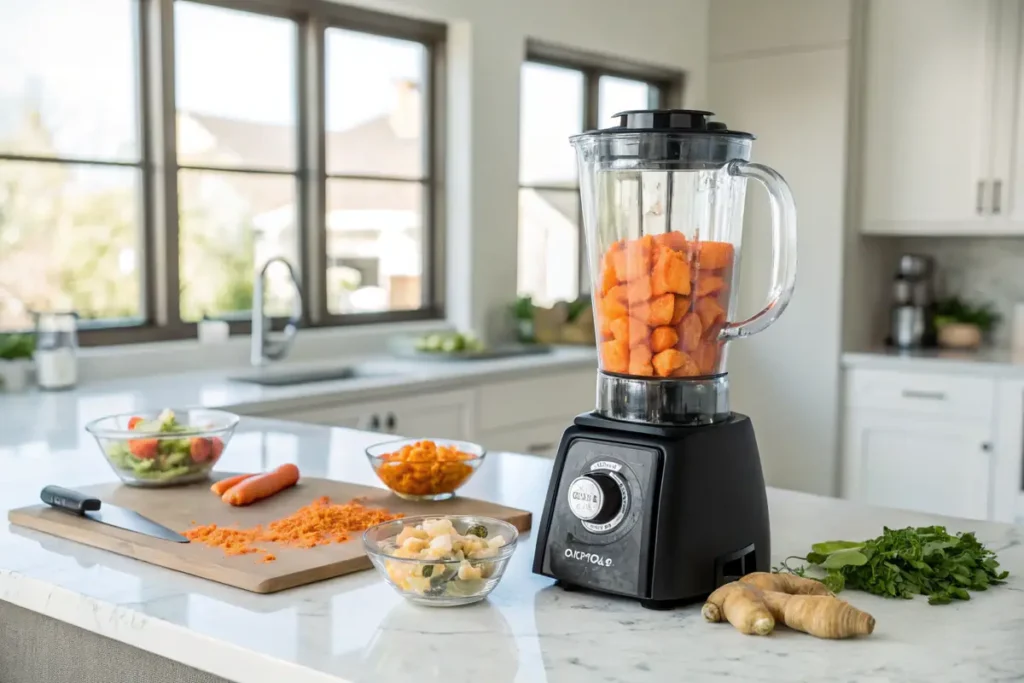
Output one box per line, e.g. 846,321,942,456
899,237,1024,348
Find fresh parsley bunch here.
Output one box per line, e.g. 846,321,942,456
779,526,1009,605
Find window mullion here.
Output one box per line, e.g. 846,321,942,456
301,15,327,326
144,0,182,329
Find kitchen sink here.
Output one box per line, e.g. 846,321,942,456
230,365,397,387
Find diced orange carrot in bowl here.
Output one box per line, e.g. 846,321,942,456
695,275,726,298
651,326,679,353
670,352,702,378
693,241,735,270
648,293,675,326
627,276,653,304
678,312,703,351
629,345,654,376
652,349,685,377
670,295,690,325
601,339,629,374
651,249,691,297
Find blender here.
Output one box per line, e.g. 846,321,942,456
532,110,797,609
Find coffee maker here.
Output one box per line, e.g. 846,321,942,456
532,110,797,609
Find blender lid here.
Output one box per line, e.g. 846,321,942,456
572,109,754,140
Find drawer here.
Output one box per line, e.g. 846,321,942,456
478,369,596,432
845,369,994,417
478,418,568,458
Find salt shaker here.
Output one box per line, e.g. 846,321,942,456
33,311,79,390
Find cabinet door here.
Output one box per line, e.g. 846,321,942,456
843,411,993,519
386,391,475,442
861,0,995,233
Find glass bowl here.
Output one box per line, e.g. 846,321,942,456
363,515,518,607
85,408,239,487
366,438,485,501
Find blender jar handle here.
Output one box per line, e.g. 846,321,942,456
719,160,798,341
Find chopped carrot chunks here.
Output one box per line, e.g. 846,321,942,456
695,275,726,297
611,249,628,283
670,352,702,377
693,241,735,270
679,312,703,352
696,296,726,331
652,349,686,377
602,293,628,320
670,295,690,326
651,248,691,297
692,342,720,375
648,293,675,326
629,345,654,376
601,339,629,374
651,326,679,353
627,276,653,304
653,232,688,251
600,264,618,296
623,236,654,281
599,314,613,340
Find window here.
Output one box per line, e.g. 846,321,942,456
0,0,444,342
517,47,680,307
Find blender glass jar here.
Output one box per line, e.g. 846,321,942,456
572,110,796,380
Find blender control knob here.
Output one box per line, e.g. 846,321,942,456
567,472,625,525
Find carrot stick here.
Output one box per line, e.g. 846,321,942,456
210,473,256,496
222,464,301,506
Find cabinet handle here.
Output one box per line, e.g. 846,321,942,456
981,442,993,452
385,412,396,432
526,442,556,453
993,180,1002,215
977,180,986,214
368,414,380,431
901,389,947,401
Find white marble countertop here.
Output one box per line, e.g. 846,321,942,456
843,347,1024,376
1,416,1023,682
0,345,597,444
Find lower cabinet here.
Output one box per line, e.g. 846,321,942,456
842,367,998,521
842,411,993,520
270,389,475,441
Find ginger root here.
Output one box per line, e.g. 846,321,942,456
702,573,875,639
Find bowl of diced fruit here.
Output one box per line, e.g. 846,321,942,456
85,408,239,487
363,515,518,607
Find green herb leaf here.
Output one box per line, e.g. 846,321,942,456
821,549,869,569
811,541,864,555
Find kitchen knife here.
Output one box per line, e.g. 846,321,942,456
40,485,190,543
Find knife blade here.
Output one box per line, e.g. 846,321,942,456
41,485,190,543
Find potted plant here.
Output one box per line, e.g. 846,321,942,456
933,297,1000,350
0,333,35,392
510,296,536,343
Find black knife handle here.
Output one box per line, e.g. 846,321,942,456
41,486,101,514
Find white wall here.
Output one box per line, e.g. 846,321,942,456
339,0,710,341
708,0,853,496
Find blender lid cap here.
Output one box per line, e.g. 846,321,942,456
574,109,754,140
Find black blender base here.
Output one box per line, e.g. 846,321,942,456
533,412,771,607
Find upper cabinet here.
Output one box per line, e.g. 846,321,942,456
860,0,1024,235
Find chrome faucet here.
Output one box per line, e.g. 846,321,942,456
251,256,303,367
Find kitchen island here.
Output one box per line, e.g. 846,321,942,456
1,416,1022,683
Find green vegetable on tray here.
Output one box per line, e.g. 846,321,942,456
776,525,1009,605
414,332,485,354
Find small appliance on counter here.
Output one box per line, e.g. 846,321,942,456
887,254,936,349
33,311,78,390
532,110,797,609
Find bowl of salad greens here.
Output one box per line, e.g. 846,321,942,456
85,408,239,487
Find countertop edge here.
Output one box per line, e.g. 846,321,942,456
0,569,349,683
841,350,1024,377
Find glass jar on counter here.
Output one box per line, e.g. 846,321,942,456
33,311,79,390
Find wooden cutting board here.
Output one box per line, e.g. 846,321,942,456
7,478,532,594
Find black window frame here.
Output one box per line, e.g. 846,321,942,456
0,0,445,346
518,41,684,300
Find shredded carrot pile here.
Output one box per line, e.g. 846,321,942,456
183,496,402,563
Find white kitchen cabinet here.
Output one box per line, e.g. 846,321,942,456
842,367,999,520
860,0,998,234
271,390,476,441
842,411,993,520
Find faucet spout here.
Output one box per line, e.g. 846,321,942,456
251,256,303,367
